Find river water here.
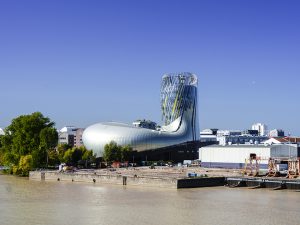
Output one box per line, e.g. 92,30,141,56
0,175,300,225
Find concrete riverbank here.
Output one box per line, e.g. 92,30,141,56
29,169,226,189
30,167,300,190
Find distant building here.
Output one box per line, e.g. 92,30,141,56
217,130,242,137
132,119,157,130
252,123,268,136
200,129,218,143
58,132,74,146
217,135,267,146
74,128,84,147
200,129,218,135
58,126,85,147
0,128,4,136
216,129,267,146
59,126,77,134
263,137,300,145
269,129,285,137
242,129,259,136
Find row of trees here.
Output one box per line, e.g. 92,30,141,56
56,144,96,167
0,112,95,176
103,141,132,163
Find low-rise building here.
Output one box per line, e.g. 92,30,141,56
58,126,85,147
199,144,300,169
58,132,74,146
200,129,218,143
216,129,268,145
218,135,268,146
263,137,300,145
217,130,242,137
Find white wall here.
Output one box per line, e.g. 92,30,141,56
199,146,270,164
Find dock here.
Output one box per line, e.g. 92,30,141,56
226,177,300,190
29,170,225,189
29,167,300,190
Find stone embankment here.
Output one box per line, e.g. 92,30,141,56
30,167,232,189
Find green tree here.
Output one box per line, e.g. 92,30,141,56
121,145,132,162
103,141,119,162
0,112,57,175
57,143,71,162
103,141,132,163
0,135,3,149
13,155,33,176
62,148,73,164
61,146,95,167
71,148,84,165
81,147,96,168
47,149,60,167
39,127,58,168
82,148,95,161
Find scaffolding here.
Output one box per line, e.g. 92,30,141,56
287,158,300,179
267,158,281,177
243,154,260,177
266,157,300,179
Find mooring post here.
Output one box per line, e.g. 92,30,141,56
123,176,127,185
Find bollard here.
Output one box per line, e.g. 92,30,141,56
123,176,127,185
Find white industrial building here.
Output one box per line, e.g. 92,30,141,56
199,144,299,169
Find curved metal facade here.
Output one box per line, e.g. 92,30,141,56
83,72,199,156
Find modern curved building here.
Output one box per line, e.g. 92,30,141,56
83,72,200,161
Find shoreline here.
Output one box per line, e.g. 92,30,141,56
29,167,230,189
29,167,300,190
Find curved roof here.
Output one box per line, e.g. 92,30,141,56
83,73,199,156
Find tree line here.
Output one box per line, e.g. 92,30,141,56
0,112,95,176
102,141,132,163
0,112,134,176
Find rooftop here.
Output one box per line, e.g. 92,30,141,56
272,137,300,143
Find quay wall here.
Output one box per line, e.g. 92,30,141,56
29,171,226,189
29,171,178,188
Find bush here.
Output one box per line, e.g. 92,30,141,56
17,155,33,176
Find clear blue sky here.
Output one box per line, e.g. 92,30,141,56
0,0,299,135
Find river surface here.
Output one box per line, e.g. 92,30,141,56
0,175,300,225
